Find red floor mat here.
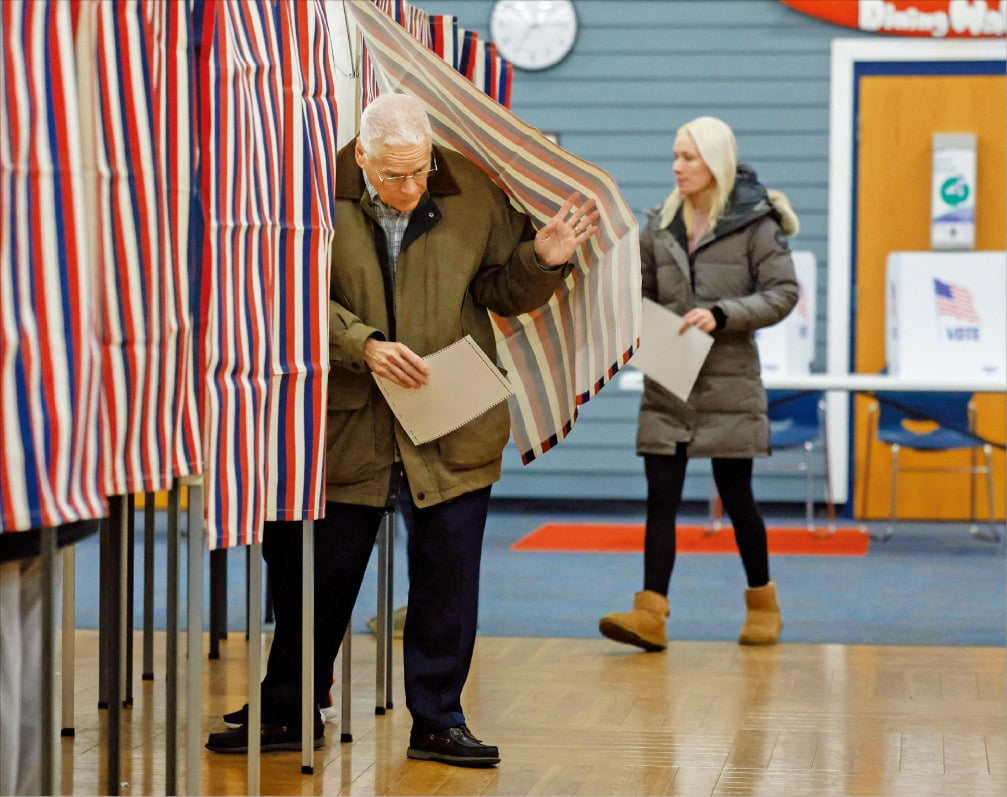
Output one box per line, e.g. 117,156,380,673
511,523,870,555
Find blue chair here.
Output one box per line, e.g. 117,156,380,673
768,389,836,534
708,389,836,536
859,391,998,541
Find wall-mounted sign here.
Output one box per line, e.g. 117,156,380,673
779,0,1006,37
931,133,977,250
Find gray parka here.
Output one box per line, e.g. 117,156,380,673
636,166,799,459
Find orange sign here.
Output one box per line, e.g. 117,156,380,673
779,0,1006,37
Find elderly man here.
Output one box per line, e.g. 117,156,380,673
208,93,598,767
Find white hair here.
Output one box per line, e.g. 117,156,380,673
358,93,432,158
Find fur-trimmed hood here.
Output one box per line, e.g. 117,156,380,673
766,188,799,237
656,164,799,238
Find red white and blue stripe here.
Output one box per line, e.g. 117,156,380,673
0,0,105,531
360,0,512,109
76,0,202,497
197,0,335,549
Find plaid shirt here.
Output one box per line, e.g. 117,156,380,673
363,172,413,281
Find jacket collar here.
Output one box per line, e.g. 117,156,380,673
658,164,775,254
335,138,461,201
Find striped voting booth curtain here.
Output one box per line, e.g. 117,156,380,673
485,41,512,109
167,2,204,484
263,0,338,526
198,0,335,549
428,13,458,70
360,0,512,109
361,0,431,112
454,23,511,106
76,0,202,497
0,0,105,531
349,0,641,463
457,29,479,83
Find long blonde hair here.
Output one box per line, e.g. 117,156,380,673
658,116,738,231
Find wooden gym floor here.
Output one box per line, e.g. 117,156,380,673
61,630,1005,796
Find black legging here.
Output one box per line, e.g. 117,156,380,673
643,448,770,594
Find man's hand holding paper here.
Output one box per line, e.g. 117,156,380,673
364,338,431,388
371,336,514,446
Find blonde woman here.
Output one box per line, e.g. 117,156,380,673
600,116,799,651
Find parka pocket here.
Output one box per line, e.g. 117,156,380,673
437,401,510,470
326,372,377,482
327,369,371,411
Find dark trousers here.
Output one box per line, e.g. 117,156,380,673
259,478,492,735
260,503,382,725
402,481,491,734
643,447,770,594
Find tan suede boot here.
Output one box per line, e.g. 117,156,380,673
738,581,783,645
598,590,669,652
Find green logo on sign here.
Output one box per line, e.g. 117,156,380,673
940,176,970,206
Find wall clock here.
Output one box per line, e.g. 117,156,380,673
489,0,579,72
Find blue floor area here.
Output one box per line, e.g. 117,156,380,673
68,501,1007,648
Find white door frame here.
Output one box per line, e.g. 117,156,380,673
826,37,1005,506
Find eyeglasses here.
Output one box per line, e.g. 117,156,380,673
374,153,438,185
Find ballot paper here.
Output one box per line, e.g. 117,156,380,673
373,335,514,446
630,298,714,401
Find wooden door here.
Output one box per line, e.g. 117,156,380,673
854,72,1005,520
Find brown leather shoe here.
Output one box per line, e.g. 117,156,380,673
407,725,500,767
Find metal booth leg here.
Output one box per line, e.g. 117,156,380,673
124,494,134,708
40,526,60,795
340,624,352,742
375,510,394,714
61,544,76,737
246,541,264,795
185,481,205,795
384,512,394,711
142,492,155,680
301,520,315,775
165,483,180,795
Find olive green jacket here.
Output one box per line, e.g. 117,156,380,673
636,166,799,459
327,140,569,508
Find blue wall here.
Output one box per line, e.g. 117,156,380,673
417,0,870,503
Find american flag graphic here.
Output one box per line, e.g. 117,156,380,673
934,278,980,324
